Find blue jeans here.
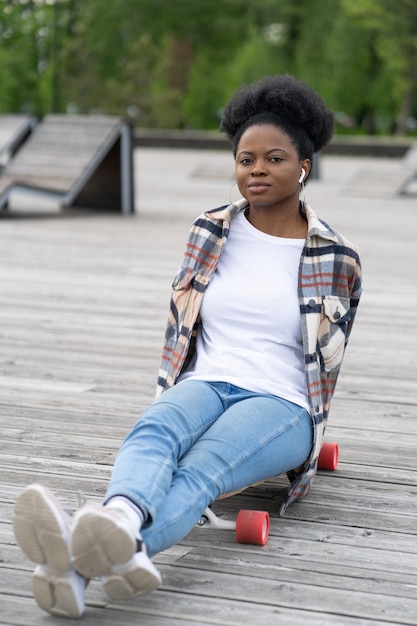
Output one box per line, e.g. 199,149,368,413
105,380,313,556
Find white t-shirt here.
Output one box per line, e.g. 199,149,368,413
179,210,308,410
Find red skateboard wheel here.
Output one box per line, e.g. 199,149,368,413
318,441,339,471
235,509,270,545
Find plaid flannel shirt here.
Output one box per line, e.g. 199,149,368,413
157,199,362,514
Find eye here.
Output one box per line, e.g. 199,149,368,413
239,157,253,165
269,156,283,163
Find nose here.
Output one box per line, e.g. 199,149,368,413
251,161,267,176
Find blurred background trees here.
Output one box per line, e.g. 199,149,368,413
0,0,416,136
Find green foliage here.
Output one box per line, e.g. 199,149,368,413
0,0,44,113
341,0,417,132
0,0,416,134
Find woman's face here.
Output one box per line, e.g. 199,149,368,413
235,123,309,211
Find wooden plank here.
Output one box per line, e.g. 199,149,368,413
3,535,416,624
2,583,393,626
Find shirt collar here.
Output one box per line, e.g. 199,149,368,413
205,200,338,243
204,198,248,222
302,204,339,243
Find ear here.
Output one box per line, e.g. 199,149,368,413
301,159,311,179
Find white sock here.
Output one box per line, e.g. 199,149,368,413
105,497,145,531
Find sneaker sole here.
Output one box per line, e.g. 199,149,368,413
32,565,85,618
13,484,71,570
13,484,85,618
101,551,162,601
71,505,137,578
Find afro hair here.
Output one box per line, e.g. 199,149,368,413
220,75,334,159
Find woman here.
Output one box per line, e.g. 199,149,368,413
13,74,362,618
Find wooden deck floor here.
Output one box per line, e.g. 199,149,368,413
1,149,417,625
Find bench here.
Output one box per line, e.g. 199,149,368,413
0,115,134,214
0,115,37,171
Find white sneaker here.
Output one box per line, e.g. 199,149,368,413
70,503,162,600
70,504,140,578
101,548,162,600
13,484,86,618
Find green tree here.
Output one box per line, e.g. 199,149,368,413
0,0,42,113
342,0,417,133
58,0,286,124
0,0,82,115
1,0,415,134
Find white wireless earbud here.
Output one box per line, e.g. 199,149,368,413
298,168,306,184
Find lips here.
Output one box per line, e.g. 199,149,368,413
248,182,271,193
